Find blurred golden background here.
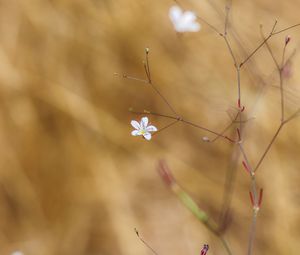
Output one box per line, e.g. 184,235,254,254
0,0,300,254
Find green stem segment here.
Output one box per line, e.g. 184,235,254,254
171,184,233,255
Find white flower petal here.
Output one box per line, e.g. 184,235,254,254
186,22,201,32
169,6,200,33
181,11,197,24
169,5,182,23
140,117,148,128
131,130,140,136
131,120,140,130
146,125,158,132
11,252,24,255
178,12,199,32
143,132,152,140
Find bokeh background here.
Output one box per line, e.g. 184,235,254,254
0,0,300,254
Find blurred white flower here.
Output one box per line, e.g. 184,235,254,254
131,117,157,140
169,5,201,33
11,251,24,255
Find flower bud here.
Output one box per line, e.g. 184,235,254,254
285,35,291,45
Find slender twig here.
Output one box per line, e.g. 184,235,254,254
130,109,236,143
143,62,151,82
149,82,178,116
279,75,285,122
260,25,285,121
145,48,152,83
253,123,283,172
260,26,280,71
250,25,300,173
224,1,232,35
284,108,300,123
153,119,180,136
237,67,241,110
240,20,277,67
134,228,160,255
116,73,149,84
196,14,222,35
220,236,233,255
223,36,238,66
281,43,288,69
181,119,236,143
252,106,300,173
239,20,300,68
247,211,258,255
210,111,240,142
129,109,178,120
272,23,300,35
142,50,178,116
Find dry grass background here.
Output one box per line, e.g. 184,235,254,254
0,0,300,254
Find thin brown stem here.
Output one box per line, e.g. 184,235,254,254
224,1,232,35
129,109,178,121
237,67,241,110
272,23,300,35
265,41,280,70
149,82,178,116
223,35,238,67
240,33,272,67
143,62,150,82
247,211,258,255
254,123,283,172
239,142,259,255
284,108,300,123
153,119,179,136
134,228,160,255
240,20,300,67
220,236,233,255
210,111,240,142
120,50,177,117
281,44,287,69
240,20,277,67
221,33,242,113
260,25,285,122
181,119,236,143
145,49,152,83
196,14,222,35
238,143,254,173
130,109,236,143
279,73,285,122
118,74,149,84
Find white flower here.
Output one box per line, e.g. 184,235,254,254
11,251,24,255
169,5,201,33
131,117,157,140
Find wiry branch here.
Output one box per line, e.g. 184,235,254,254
135,228,160,255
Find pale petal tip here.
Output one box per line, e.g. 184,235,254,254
202,136,210,142
141,116,149,127
131,120,140,129
143,133,152,140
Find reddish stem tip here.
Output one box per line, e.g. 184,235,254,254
200,244,209,255
285,35,291,45
242,161,251,174
157,160,175,186
258,188,264,207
